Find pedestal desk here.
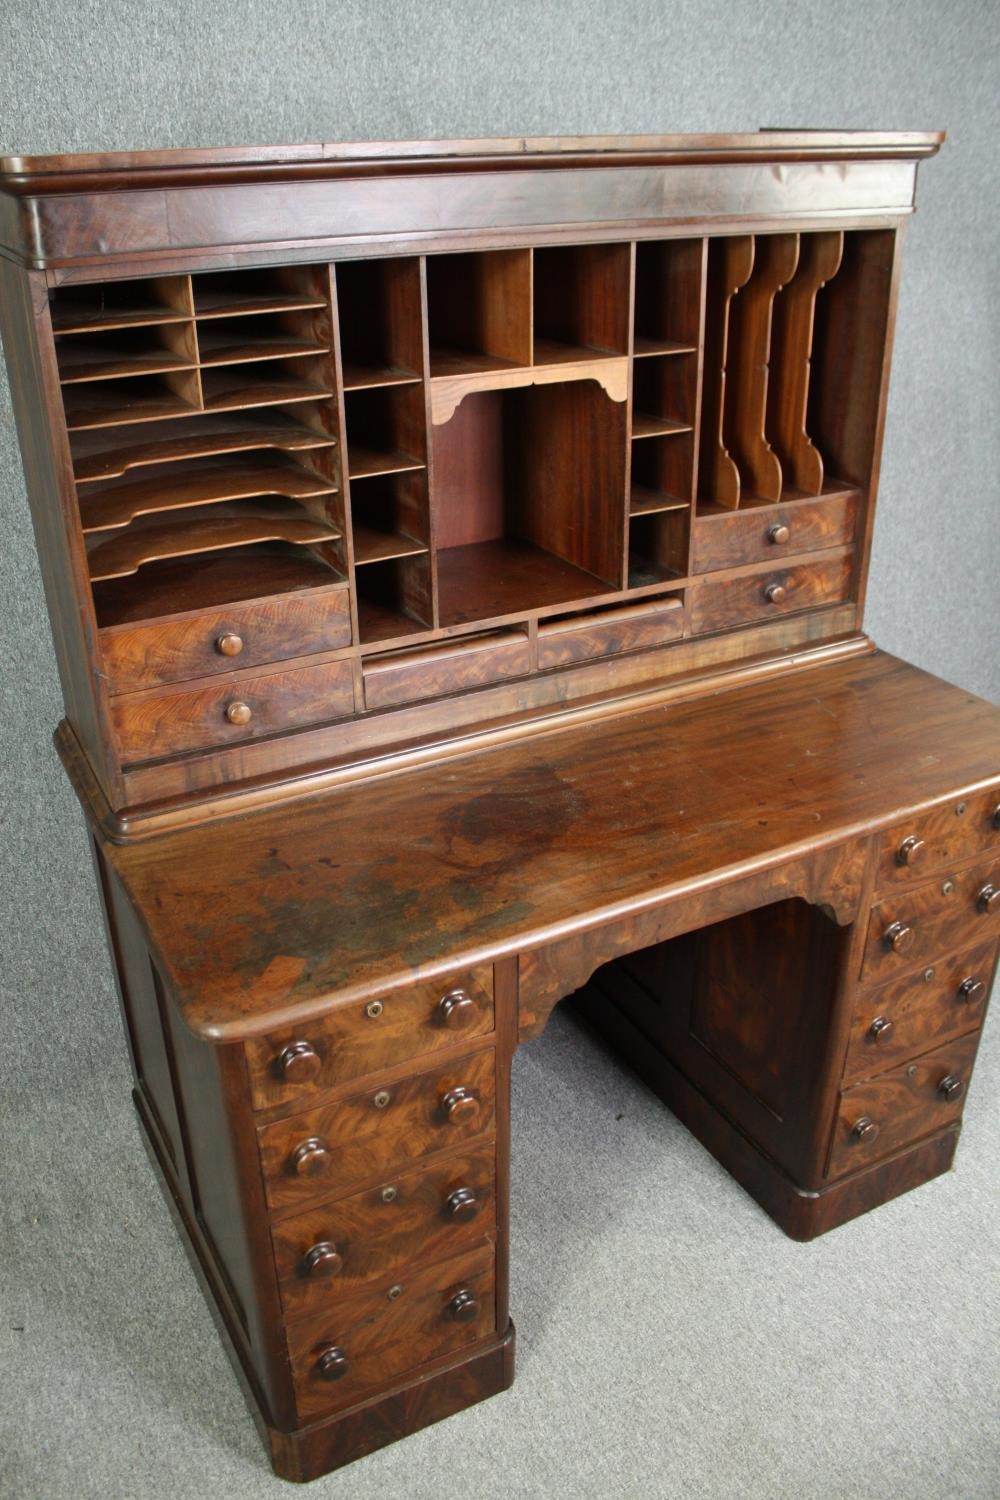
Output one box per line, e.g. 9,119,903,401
2,132,998,1482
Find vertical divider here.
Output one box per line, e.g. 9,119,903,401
325,262,361,654
622,242,637,589
724,233,799,503
698,236,754,509
767,231,844,495
417,256,440,629
684,237,710,575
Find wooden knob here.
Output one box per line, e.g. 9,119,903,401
446,1288,479,1323
976,883,999,915
291,1138,330,1176
851,1116,880,1144
225,700,252,726
957,976,985,1005
884,920,915,955
216,631,244,657
302,1241,343,1278
763,582,786,604
992,804,1000,830
278,1040,320,1083
440,1086,479,1126
315,1346,349,1381
768,523,790,545
938,1074,965,1103
868,1016,894,1045
896,836,926,869
437,989,477,1030
443,1186,480,1222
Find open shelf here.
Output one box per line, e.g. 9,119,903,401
428,348,521,379
355,553,433,645
352,525,428,565
62,374,201,431
196,321,328,367
56,326,198,384
349,469,429,569
344,384,426,481
633,336,697,358
630,484,689,516
426,249,532,371
437,538,613,626
533,243,631,357
632,413,693,440
336,257,423,391
193,268,327,320
69,409,336,481
634,239,705,352
50,276,194,336
77,454,337,533
199,367,333,412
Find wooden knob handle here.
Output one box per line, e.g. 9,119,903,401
216,631,244,657
763,582,786,604
896,836,926,869
437,989,477,1030
443,1186,480,1222
938,1074,965,1103
884,921,915,955
225,700,252,726
278,1040,320,1083
440,1086,479,1125
976,883,999,915
315,1346,349,1381
302,1241,343,1277
768,523,790,545
446,1288,479,1323
957,976,985,1004
291,1137,330,1176
852,1116,880,1143
992,803,1000,830
868,1016,894,1045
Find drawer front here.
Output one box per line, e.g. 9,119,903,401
111,655,355,761
690,491,858,574
844,939,997,1084
288,1242,496,1422
245,966,494,1110
537,596,684,669
860,853,1000,985
99,584,352,692
272,1144,496,1320
258,1047,496,1215
688,551,852,635
875,786,1000,889
363,629,531,710
828,1031,980,1178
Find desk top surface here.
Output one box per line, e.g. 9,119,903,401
106,649,1000,1042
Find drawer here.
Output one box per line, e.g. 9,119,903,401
860,852,1000,985
288,1241,496,1422
99,583,351,691
843,939,997,1084
111,655,355,762
258,1046,496,1215
875,785,1000,889
828,1030,980,1178
272,1144,496,1321
688,551,852,634
363,628,530,710
245,965,494,1110
537,595,684,669
690,490,859,574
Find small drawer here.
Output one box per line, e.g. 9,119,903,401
828,1031,980,1178
111,655,355,762
860,853,1000,985
258,1047,496,1216
245,965,494,1110
99,583,352,691
363,628,530,710
690,490,859,574
843,939,997,1084
288,1242,496,1422
537,596,684,669
272,1144,496,1321
875,786,1000,889
688,551,852,635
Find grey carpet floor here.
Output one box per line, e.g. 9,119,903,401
2,934,998,1500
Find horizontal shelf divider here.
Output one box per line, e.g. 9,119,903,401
430,351,628,424
58,345,197,384
71,412,337,482
79,457,338,534
352,525,429,565
631,413,694,439
632,337,698,358
629,485,690,516
195,332,329,367
341,361,421,391
348,447,425,480
86,500,340,581
193,291,327,320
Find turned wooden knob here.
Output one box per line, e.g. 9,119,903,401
291,1137,330,1176
957,976,985,1004
763,582,786,604
443,1186,480,1222
768,523,790,545
976,883,999,915
440,1086,479,1125
225,700,252,726
938,1074,965,1103
315,1346,349,1381
852,1116,880,1144
278,1040,320,1083
216,631,244,657
992,804,1000,830
896,836,926,869
868,1016,894,1045
437,989,477,1030
446,1288,479,1323
302,1241,343,1277
884,920,915,955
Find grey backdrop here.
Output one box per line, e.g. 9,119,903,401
1,5,997,1500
